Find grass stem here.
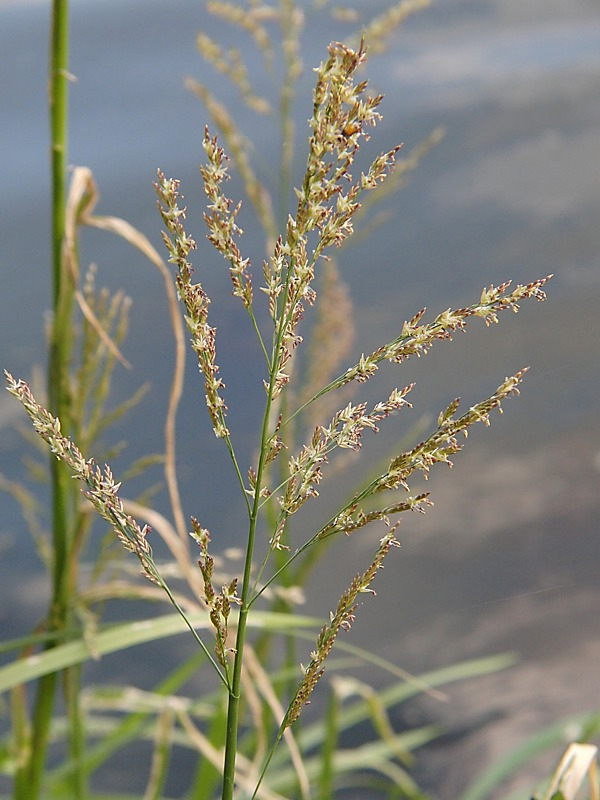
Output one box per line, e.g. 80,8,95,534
17,2,77,797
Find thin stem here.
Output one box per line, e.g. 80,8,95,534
222,433,253,519
250,724,287,800
221,435,265,793
159,581,230,690
249,532,316,608
221,381,278,799
221,249,296,798
247,305,271,367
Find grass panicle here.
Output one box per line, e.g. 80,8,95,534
2,4,570,798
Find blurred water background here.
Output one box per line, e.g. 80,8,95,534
1,0,600,796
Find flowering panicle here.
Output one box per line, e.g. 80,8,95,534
316,276,552,393
376,369,529,493
281,426,327,516
296,39,400,248
264,414,286,466
200,127,253,309
154,170,229,438
185,80,276,241
5,373,159,584
268,219,316,397
5,28,554,797
280,385,414,515
314,369,530,540
190,517,239,668
265,40,401,398
262,236,286,323
285,531,398,727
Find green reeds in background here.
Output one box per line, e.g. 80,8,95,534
2,1,597,799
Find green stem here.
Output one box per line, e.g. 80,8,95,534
49,0,69,315
16,3,74,797
221,270,294,797
48,0,73,621
221,404,274,799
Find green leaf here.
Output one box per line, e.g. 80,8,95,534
0,611,320,695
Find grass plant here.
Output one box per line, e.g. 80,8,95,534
2,1,582,799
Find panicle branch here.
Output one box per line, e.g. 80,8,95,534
317,493,432,540
184,79,277,242
317,369,529,540
5,372,159,584
285,530,398,728
190,517,239,669
201,127,253,309
280,385,414,515
154,170,229,438
312,275,552,395
377,369,529,492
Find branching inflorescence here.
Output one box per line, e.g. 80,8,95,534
5,35,551,799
